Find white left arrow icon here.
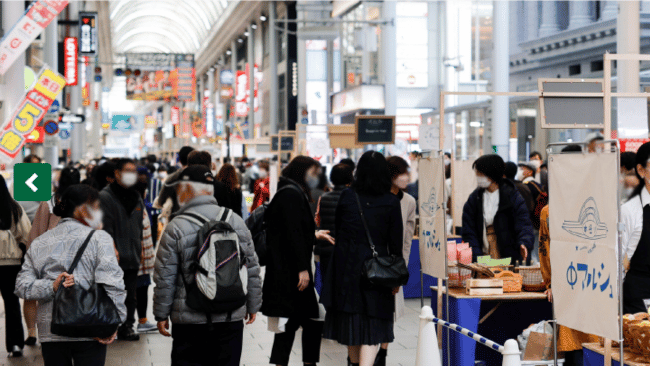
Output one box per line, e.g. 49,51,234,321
26,173,38,192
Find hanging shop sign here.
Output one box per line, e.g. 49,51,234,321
0,0,69,75
81,56,90,106
234,64,261,117
125,53,195,102
549,152,620,340
355,115,395,145
620,138,650,152
0,67,66,162
171,106,180,126
330,85,385,116
220,70,234,85
63,37,77,85
78,12,98,56
144,115,157,128
203,90,214,136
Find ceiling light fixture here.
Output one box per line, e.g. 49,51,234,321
226,50,232,55
251,23,258,30
238,38,243,43
260,15,267,21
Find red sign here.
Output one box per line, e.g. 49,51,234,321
171,106,180,125
234,64,261,117
26,126,45,144
63,37,77,85
620,139,650,152
81,57,90,106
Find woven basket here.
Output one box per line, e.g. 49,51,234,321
629,320,650,356
493,269,523,292
518,266,546,292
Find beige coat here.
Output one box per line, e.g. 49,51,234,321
0,207,31,266
396,192,417,319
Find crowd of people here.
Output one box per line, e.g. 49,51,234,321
0,130,638,366
0,147,419,366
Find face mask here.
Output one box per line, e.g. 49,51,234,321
306,174,319,189
80,169,87,178
624,187,634,199
259,170,268,179
120,172,137,188
394,174,409,190
84,206,103,229
515,169,524,181
477,176,491,189
444,158,451,166
158,172,168,180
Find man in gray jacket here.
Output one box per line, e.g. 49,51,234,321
153,165,262,366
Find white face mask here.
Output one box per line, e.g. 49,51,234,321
394,174,409,190
84,206,103,229
259,170,268,179
477,176,491,189
444,158,451,166
120,172,137,188
80,169,87,178
306,174,319,189
158,172,168,180
624,187,634,199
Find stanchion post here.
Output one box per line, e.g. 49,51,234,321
501,339,522,366
416,306,442,366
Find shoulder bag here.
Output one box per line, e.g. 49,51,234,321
355,192,409,288
51,230,122,338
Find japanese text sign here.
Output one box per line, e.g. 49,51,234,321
418,155,447,278
549,152,620,340
0,68,65,162
0,0,68,75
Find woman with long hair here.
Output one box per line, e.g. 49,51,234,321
262,156,333,366
321,151,404,366
15,184,126,366
22,167,80,346
214,163,244,217
0,175,31,357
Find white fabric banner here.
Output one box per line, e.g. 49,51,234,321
549,152,620,340
418,156,447,278
452,160,477,230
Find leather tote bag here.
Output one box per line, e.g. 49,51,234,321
51,230,122,338
355,193,409,288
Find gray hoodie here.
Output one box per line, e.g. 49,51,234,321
153,195,262,324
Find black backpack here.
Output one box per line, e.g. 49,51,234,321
245,184,304,266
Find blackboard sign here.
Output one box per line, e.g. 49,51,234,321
280,136,295,152
355,115,395,145
271,136,279,152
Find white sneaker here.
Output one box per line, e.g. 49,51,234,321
137,321,157,333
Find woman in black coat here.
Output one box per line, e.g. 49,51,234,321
261,156,333,366
461,154,534,264
321,151,404,366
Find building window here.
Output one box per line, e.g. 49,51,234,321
569,64,581,76
591,60,604,72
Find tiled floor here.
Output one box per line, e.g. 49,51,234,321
0,296,423,365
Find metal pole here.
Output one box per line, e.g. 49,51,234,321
269,1,279,134
247,23,255,139
617,1,642,137
382,1,396,116
617,145,624,365
326,39,334,125
43,13,59,166
491,1,509,160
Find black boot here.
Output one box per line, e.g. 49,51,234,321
117,326,140,341
373,348,387,366
348,357,359,366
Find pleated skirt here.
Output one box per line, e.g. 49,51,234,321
322,309,394,346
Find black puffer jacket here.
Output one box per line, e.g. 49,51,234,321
315,185,346,275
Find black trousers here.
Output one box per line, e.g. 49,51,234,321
171,321,244,366
41,341,107,366
270,317,323,365
136,284,149,320
0,265,24,352
121,269,138,329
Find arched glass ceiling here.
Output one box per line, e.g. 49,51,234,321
110,0,229,54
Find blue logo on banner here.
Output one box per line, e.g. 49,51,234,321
48,100,60,114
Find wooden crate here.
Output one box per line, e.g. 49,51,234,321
465,279,504,296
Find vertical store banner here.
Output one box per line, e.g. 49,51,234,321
418,156,447,278
0,68,66,162
63,37,77,85
0,0,68,75
549,152,619,340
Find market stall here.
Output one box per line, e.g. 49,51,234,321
431,287,552,366
583,343,650,366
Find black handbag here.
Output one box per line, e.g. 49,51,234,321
51,230,122,338
355,193,409,288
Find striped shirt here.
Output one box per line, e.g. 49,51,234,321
15,219,127,342
146,178,164,216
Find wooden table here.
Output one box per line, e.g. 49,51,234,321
432,286,552,366
583,343,650,366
